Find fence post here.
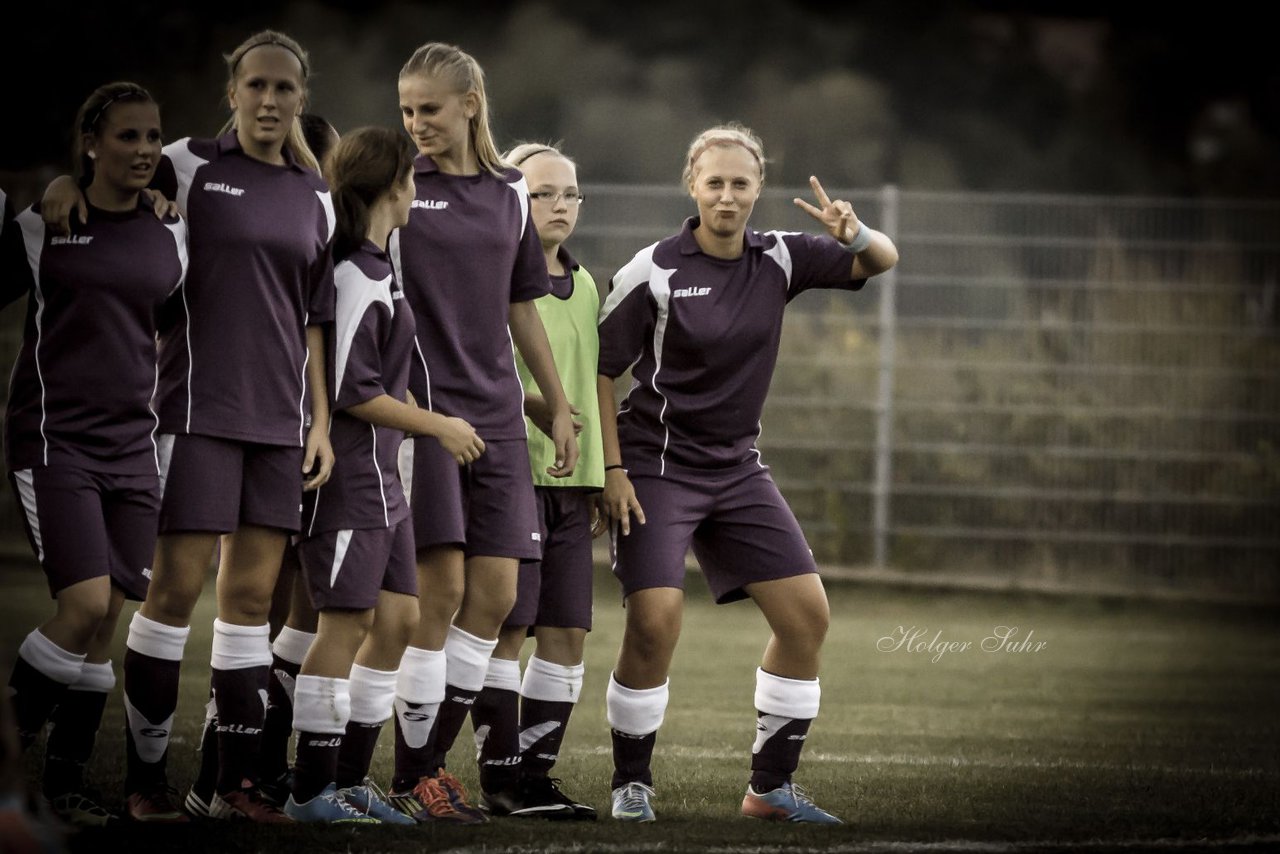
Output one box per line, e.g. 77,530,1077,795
872,185,899,571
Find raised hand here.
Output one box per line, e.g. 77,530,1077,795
793,175,860,244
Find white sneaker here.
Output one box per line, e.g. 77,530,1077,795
610,781,656,822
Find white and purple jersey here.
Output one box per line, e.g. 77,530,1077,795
303,241,414,535
390,155,551,440
153,132,336,447
598,217,865,476
1,201,188,474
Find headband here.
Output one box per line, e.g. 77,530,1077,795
509,145,560,166
83,90,146,134
233,37,309,77
688,136,764,175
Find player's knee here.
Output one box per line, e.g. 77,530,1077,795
494,628,526,660
787,606,828,655
533,628,584,664
807,604,830,645
624,610,679,659
219,589,272,625
428,574,465,617
76,594,113,629
144,583,200,625
54,608,108,648
383,606,418,651
349,608,376,637
473,585,517,629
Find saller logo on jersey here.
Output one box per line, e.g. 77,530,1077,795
204,182,245,196
673,286,711,298
412,199,449,210
50,236,93,246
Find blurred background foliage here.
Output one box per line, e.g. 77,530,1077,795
3,0,1278,199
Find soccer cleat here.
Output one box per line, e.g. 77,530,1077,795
741,782,842,824
433,770,489,823
183,784,213,819
283,784,379,824
124,785,190,823
480,779,574,819
610,781,656,822
257,769,294,808
209,784,295,823
515,776,595,820
387,776,485,825
48,790,117,827
338,780,415,825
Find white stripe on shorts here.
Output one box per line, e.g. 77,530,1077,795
330,529,353,588
12,469,44,562
398,439,414,505
155,434,176,495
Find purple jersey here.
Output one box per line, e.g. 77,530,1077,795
598,217,864,476
303,242,414,535
2,202,188,474
389,156,550,440
153,132,336,447
0,189,12,236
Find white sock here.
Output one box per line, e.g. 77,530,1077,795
606,672,668,736
349,664,397,726
443,626,497,693
394,646,445,750
521,656,583,704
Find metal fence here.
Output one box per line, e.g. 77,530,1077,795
2,187,1277,600
575,187,1280,601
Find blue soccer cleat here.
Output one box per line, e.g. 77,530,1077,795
339,780,416,825
741,782,843,824
283,784,379,824
610,781,656,822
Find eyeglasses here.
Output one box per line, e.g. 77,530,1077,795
529,190,584,205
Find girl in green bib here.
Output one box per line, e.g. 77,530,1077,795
467,143,603,820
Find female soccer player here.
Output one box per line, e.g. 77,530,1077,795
250,111,343,805
3,82,187,826
385,42,578,824
469,142,603,820
597,124,898,824
43,30,337,823
282,125,486,824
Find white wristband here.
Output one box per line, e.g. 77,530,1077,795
843,223,874,254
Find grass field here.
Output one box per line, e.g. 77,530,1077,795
2,560,1278,853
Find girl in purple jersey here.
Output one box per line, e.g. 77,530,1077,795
145,31,337,825
42,30,337,824
281,126,486,824
251,111,342,804
3,83,186,827
597,124,899,824
384,42,579,824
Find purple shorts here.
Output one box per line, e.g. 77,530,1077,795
297,517,417,611
504,488,595,631
405,436,541,561
157,433,304,534
610,462,818,604
10,466,160,601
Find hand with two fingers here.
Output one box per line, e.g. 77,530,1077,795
793,175,862,246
